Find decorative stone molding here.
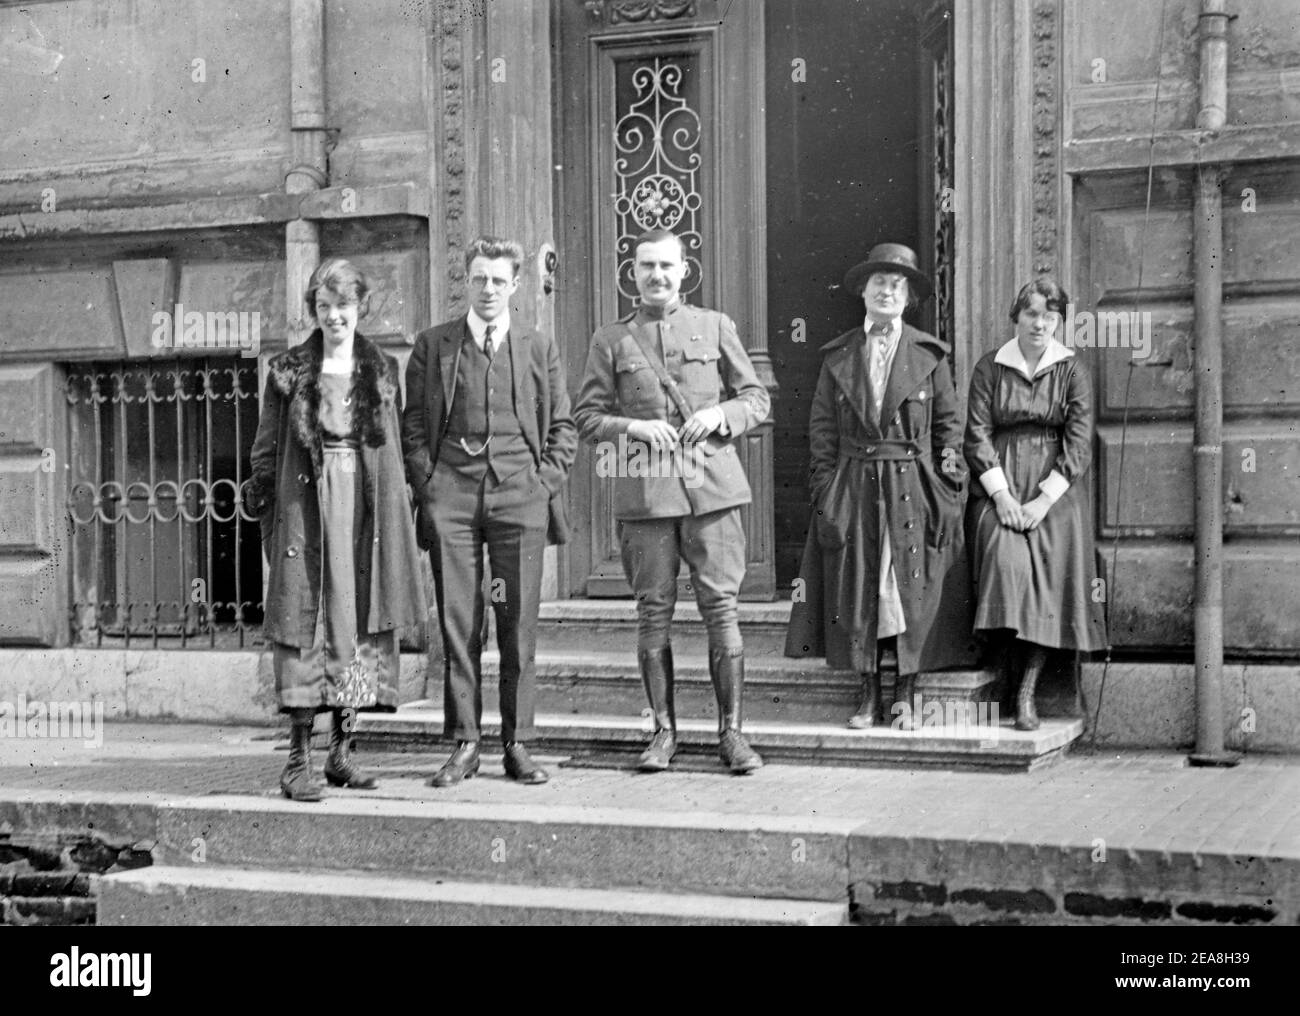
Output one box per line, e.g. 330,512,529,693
585,0,698,24
436,0,469,318
1032,0,1060,278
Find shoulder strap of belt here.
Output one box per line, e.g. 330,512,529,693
623,323,696,420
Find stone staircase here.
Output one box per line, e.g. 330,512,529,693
355,599,1085,771
95,791,850,926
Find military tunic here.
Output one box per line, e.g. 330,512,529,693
573,301,770,651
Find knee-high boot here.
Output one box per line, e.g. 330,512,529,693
280,708,324,802
1015,643,1050,732
637,646,677,772
708,648,763,775
325,708,377,789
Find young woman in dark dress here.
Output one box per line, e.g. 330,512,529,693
248,260,425,800
964,277,1107,730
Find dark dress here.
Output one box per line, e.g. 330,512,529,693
963,342,1107,651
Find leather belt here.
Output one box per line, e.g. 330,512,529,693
838,438,928,463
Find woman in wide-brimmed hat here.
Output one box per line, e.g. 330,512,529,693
785,243,977,729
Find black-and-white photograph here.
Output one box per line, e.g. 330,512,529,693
0,0,1295,968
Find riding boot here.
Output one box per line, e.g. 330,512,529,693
324,708,377,789
280,708,324,802
1016,643,1050,732
709,647,763,774
637,646,677,772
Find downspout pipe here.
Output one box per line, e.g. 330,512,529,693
285,0,329,347
1189,0,1238,766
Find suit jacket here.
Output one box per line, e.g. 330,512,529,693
572,302,770,520
401,316,577,547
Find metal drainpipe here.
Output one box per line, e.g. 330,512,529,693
1189,0,1237,766
285,0,329,348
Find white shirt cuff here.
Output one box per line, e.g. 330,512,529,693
979,466,1009,497
1038,470,1070,503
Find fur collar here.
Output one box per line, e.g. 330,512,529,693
267,330,397,473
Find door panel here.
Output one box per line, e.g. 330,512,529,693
555,0,774,599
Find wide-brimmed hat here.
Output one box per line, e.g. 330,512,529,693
843,243,932,303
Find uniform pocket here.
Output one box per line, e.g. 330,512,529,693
679,342,722,400
614,354,656,407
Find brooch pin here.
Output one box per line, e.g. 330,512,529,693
916,390,927,401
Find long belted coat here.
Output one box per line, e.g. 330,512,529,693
785,323,978,674
247,330,426,650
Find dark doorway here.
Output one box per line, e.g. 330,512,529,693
765,0,941,585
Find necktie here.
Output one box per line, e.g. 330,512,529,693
868,322,890,418
484,323,496,361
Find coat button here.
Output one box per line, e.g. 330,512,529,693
909,546,918,554
904,521,914,530
298,473,309,484
286,546,298,558
899,464,908,473
911,569,920,579
902,494,911,502
866,446,876,454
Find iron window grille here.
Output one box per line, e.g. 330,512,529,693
65,358,264,648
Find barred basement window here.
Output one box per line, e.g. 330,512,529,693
65,359,264,647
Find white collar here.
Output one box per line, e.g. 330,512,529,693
467,308,510,349
994,334,1073,380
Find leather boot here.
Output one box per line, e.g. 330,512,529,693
846,672,882,729
993,636,1020,714
324,709,377,789
892,674,919,731
637,646,677,772
709,648,763,775
280,709,324,802
1016,643,1050,731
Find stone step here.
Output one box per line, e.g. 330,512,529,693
537,599,794,656
116,794,858,902
440,649,997,724
96,866,845,926
355,706,1081,772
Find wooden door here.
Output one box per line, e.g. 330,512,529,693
554,0,775,600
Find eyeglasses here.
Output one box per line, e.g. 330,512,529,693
469,274,514,292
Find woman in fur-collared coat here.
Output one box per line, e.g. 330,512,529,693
247,259,425,801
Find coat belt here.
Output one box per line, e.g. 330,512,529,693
838,438,928,462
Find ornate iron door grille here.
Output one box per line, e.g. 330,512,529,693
613,54,705,316
65,359,264,648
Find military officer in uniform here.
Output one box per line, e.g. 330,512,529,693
573,228,771,774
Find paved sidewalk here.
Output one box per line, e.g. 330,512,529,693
1,722,1298,861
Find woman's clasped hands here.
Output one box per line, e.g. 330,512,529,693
991,488,1051,532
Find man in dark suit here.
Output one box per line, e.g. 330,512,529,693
573,228,771,775
402,236,576,786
